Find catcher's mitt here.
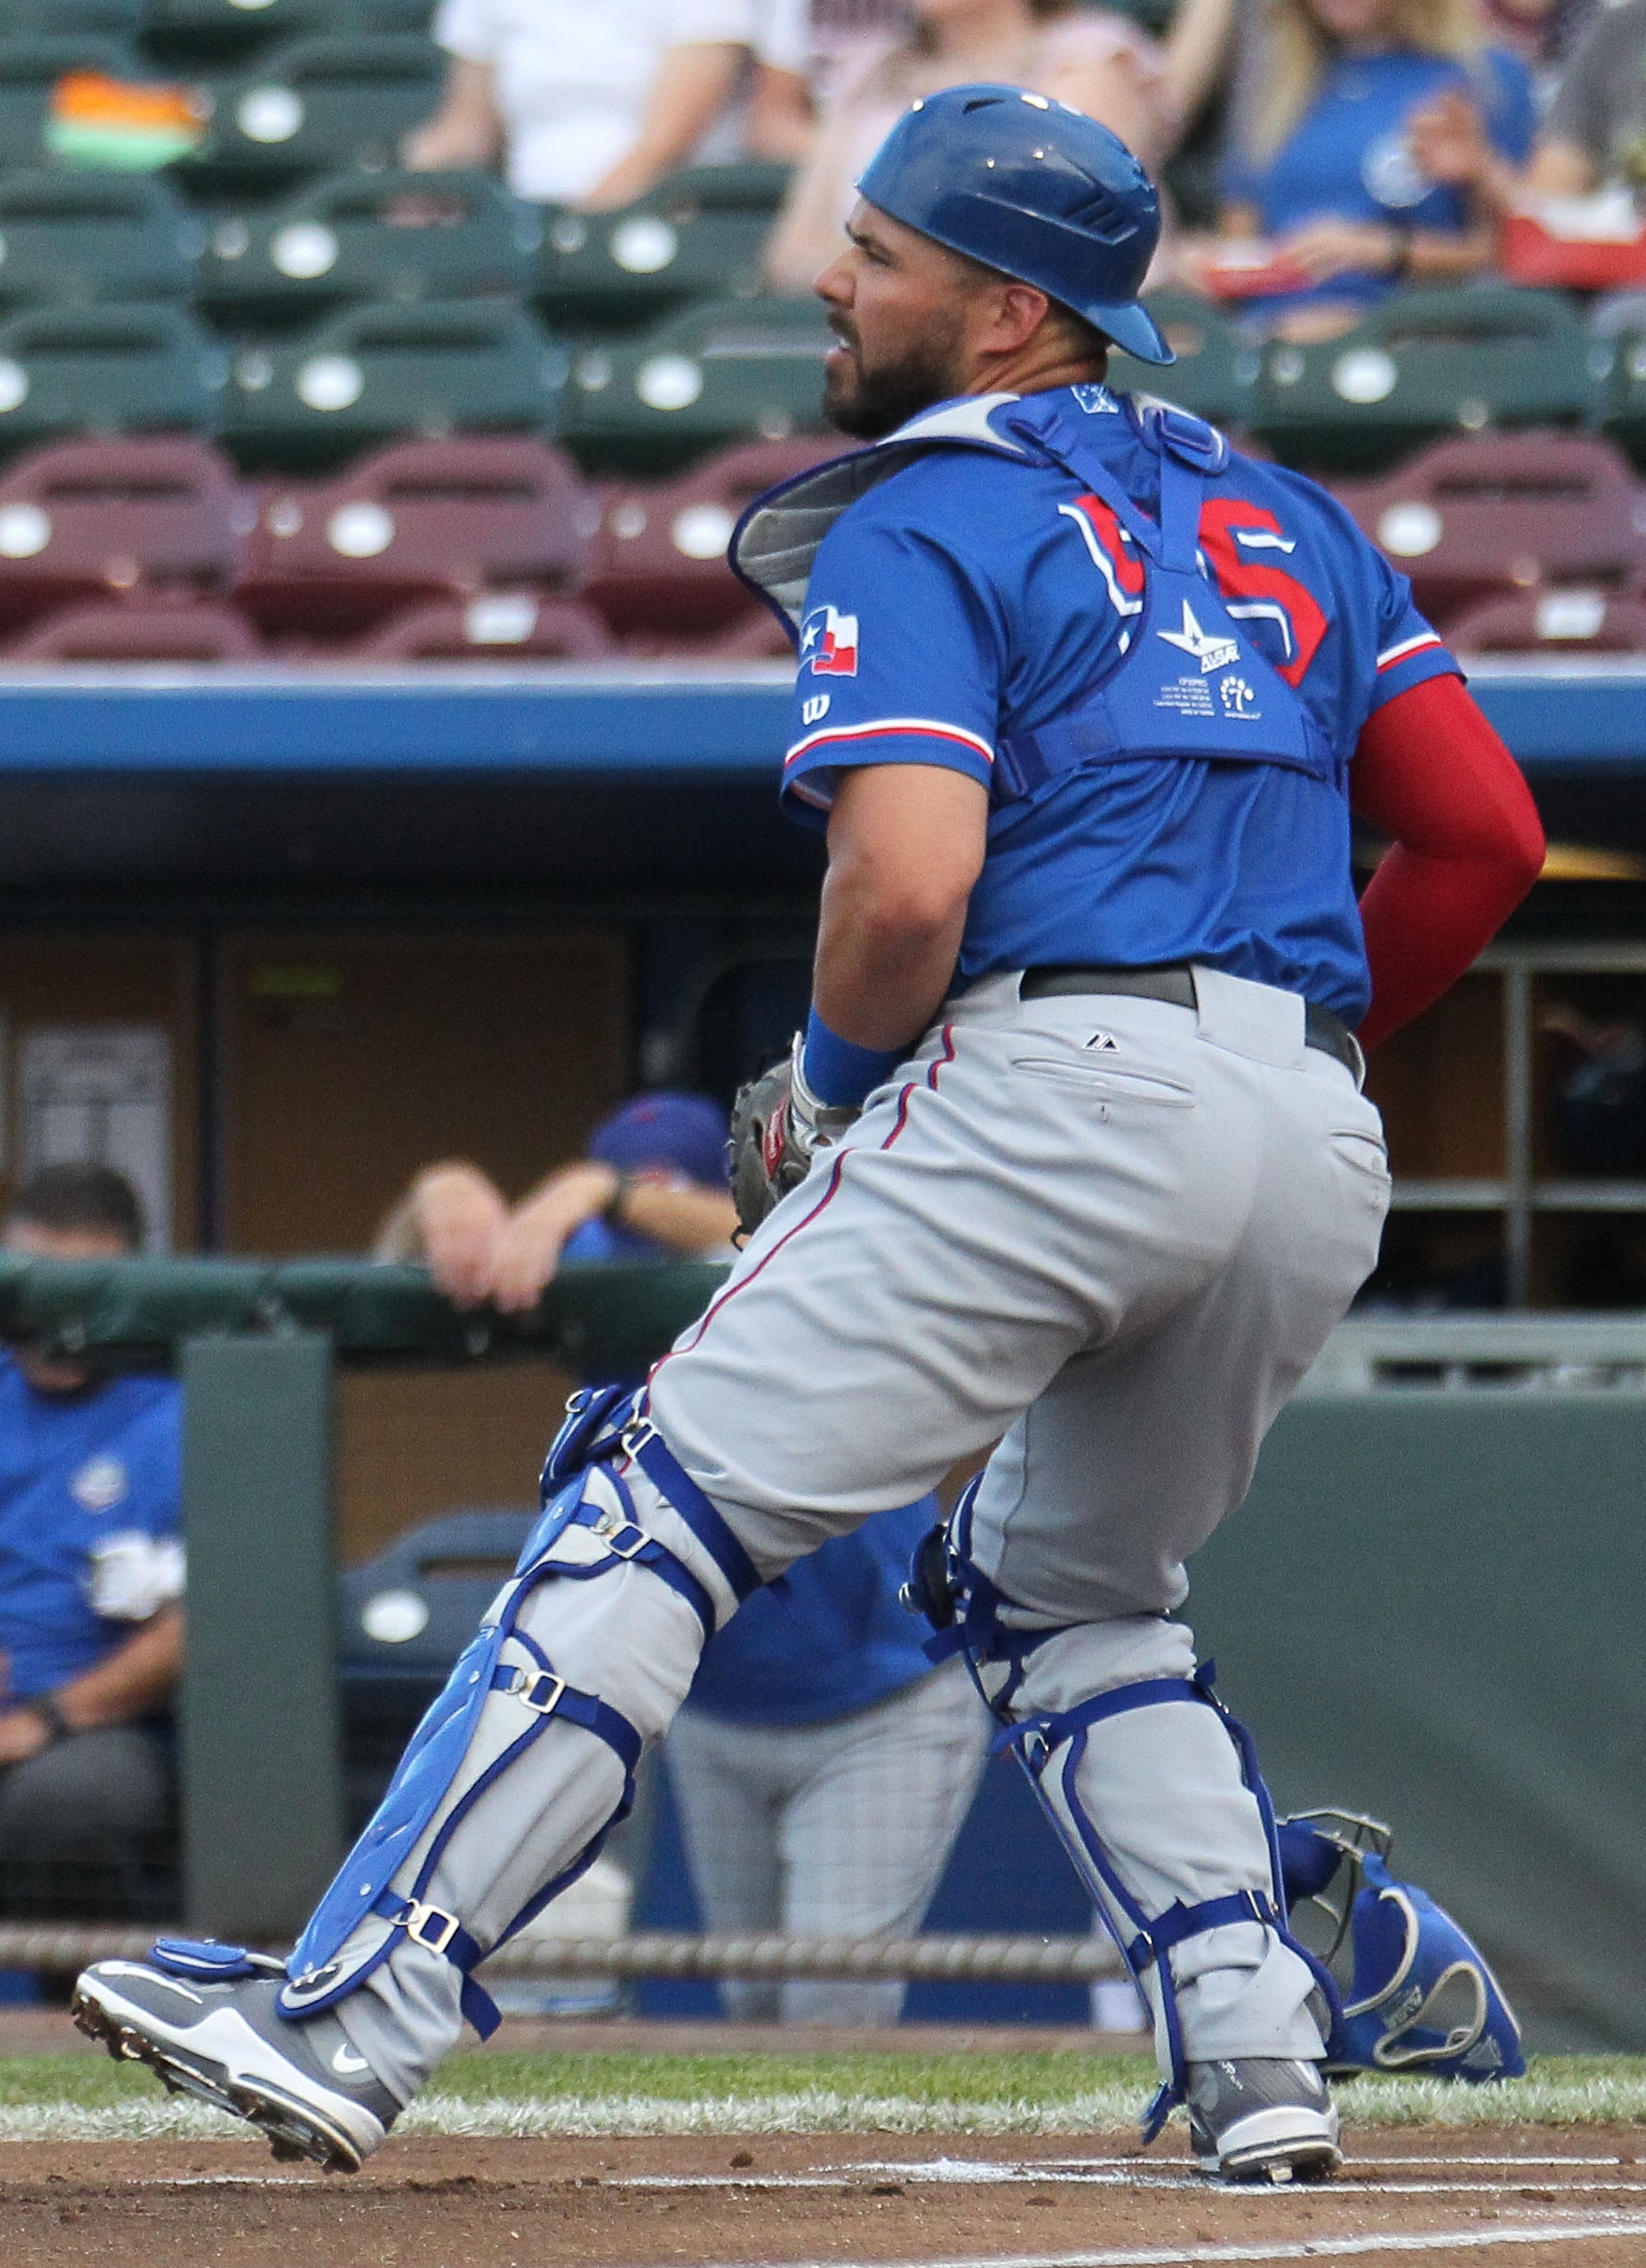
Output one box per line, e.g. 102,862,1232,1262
729,1035,860,1237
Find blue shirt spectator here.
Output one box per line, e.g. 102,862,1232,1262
1200,0,1535,336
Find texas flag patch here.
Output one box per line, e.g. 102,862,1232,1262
799,604,859,677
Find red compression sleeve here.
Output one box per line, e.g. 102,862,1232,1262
1352,675,1545,1053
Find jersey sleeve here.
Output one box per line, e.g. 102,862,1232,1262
780,506,1004,822
1366,558,1460,711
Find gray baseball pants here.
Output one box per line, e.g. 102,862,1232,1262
335,966,1388,2102
666,1658,992,2025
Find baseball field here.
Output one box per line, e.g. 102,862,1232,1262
5,2019,1646,2268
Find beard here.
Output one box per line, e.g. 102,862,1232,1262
821,308,968,439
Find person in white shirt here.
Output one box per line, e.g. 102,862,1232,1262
403,0,809,208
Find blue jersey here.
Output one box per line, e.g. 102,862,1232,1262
684,1496,941,1728
0,1356,182,1700
765,387,1458,1027
1220,47,1535,322
565,1220,939,1724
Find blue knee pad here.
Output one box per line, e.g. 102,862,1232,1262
149,1386,761,2041
907,1495,1339,2142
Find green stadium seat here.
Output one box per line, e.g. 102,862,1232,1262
221,299,564,468
1594,326,1646,469
199,168,534,323
0,170,200,305
195,34,440,174
0,304,226,453
1110,289,1257,431
0,1,138,31
143,0,430,48
534,162,790,329
561,294,832,475
0,36,140,168
1249,285,1608,475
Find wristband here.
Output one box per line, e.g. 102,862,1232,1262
602,1172,635,1228
801,1008,906,1109
23,1692,71,1744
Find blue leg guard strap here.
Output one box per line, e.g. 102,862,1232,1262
278,1410,704,2034
622,1407,763,1605
1003,1665,1341,2144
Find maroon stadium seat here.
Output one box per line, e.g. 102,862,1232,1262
1445,588,1646,656
623,605,794,661
585,435,844,637
1333,432,1646,624
353,593,613,660
0,436,246,629
6,597,263,658
236,435,591,638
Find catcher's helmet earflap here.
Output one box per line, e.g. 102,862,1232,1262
856,82,1173,367
1279,1812,1526,2084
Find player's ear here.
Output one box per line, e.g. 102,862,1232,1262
987,279,1056,355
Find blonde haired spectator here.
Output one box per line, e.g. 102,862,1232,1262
1184,0,1534,341
764,0,1175,294
403,0,807,211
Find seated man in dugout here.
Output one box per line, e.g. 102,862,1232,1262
0,1164,184,1922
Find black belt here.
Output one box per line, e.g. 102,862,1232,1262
1019,963,1365,1088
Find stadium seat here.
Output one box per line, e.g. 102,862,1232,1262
1445,587,1646,655
195,34,441,175
234,433,588,634
0,434,244,625
198,169,538,323
220,300,565,471
0,304,226,455
4,593,261,655
534,163,790,329
0,170,200,306
0,0,138,32
584,434,841,636
1331,431,1646,624
1249,285,1608,475
1112,289,1258,431
353,591,612,657
0,35,140,168
561,295,834,475
143,0,430,51
622,603,793,660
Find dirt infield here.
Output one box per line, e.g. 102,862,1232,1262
9,2125,1646,2267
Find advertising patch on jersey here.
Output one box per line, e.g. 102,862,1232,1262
71,1455,128,1514
800,605,859,677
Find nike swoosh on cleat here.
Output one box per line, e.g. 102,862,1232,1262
330,2046,371,2076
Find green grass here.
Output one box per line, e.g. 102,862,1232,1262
4,2051,1646,2141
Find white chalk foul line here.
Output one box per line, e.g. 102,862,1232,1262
678,2211,1646,2268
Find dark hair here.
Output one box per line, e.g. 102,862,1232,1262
7,1162,145,1250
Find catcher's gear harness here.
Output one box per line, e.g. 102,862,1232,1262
729,1033,860,1236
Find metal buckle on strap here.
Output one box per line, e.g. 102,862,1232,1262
401,1900,461,1956
603,1521,649,1561
516,1671,568,1716
619,1417,658,1459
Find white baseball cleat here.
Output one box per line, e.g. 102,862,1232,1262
1185,2057,1343,2183
73,1954,400,2173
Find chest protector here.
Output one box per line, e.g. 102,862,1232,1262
731,388,1334,809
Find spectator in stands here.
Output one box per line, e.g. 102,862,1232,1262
1182,0,1535,342
402,0,810,210
1410,0,1646,208
379,1092,994,2025
764,0,1175,294
0,1165,182,1917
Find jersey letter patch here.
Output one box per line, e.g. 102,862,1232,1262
800,605,859,677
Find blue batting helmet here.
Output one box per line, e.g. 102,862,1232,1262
856,81,1173,367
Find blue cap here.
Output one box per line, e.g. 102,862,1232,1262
857,82,1173,367
587,1092,729,1188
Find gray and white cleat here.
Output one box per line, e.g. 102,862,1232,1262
1186,2057,1342,2184
72,1953,400,2173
